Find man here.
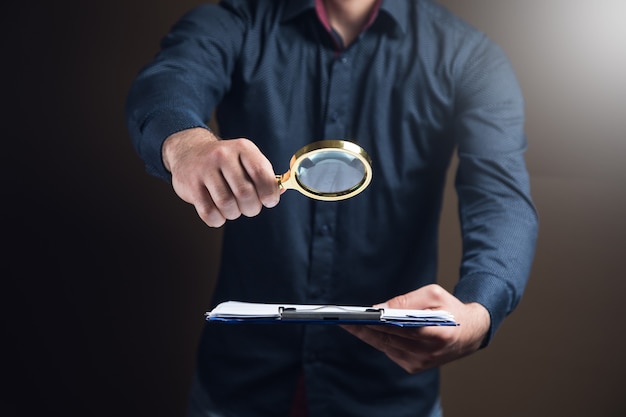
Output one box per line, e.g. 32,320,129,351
125,0,538,416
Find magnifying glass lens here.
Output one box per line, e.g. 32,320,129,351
277,140,372,201
296,151,366,194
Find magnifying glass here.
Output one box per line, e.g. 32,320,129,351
277,140,372,201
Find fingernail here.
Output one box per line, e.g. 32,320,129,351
264,198,280,209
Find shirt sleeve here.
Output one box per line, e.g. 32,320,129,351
124,2,246,181
451,35,539,346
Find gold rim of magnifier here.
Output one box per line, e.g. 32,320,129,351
278,139,373,201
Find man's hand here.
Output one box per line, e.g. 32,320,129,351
342,284,491,374
162,128,280,228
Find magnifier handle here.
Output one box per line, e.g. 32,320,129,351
276,172,293,190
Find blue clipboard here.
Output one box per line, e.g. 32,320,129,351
205,301,458,327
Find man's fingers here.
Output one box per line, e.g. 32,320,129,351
343,325,422,353
166,133,280,227
194,198,227,228
173,171,237,227
239,146,280,209
384,284,450,310
219,165,262,218
342,325,432,374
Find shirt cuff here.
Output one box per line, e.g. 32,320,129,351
140,109,209,182
453,273,516,348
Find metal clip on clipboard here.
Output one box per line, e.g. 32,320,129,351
205,301,458,327
279,305,383,321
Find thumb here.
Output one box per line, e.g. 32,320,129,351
375,284,447,310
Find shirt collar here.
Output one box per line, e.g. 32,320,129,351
378,0,408,35
281,0,407,36
281,0,315,23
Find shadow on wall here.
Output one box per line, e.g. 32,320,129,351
437,1,626,417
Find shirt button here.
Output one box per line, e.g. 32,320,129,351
340,56,348,64
318,224,331,236
330,111,339,122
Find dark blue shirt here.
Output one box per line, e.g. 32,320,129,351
126,1,538,416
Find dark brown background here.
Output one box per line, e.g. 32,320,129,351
5,0,625,416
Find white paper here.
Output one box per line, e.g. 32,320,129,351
207,301,456,324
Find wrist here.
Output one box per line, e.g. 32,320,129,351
162,127,218,172
465,302,491,349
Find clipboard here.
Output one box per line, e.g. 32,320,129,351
205,301,458,327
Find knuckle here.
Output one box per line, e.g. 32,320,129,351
393,294,411,309
210,189,234,209
207,192,241,221
220,205,242,221
261,194,280,209
229,184,263,217
235,137,258,152
247,164,268,183
196,205,226,228
207,144,230,162
241,202,263,218
230,179,257,199
426,284,445,298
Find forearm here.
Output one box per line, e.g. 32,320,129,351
453,151,539,345
125,3,243,181
451,36,539,344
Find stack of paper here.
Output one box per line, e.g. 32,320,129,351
206,301,457,327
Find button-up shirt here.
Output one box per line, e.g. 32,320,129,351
125,1,538,416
